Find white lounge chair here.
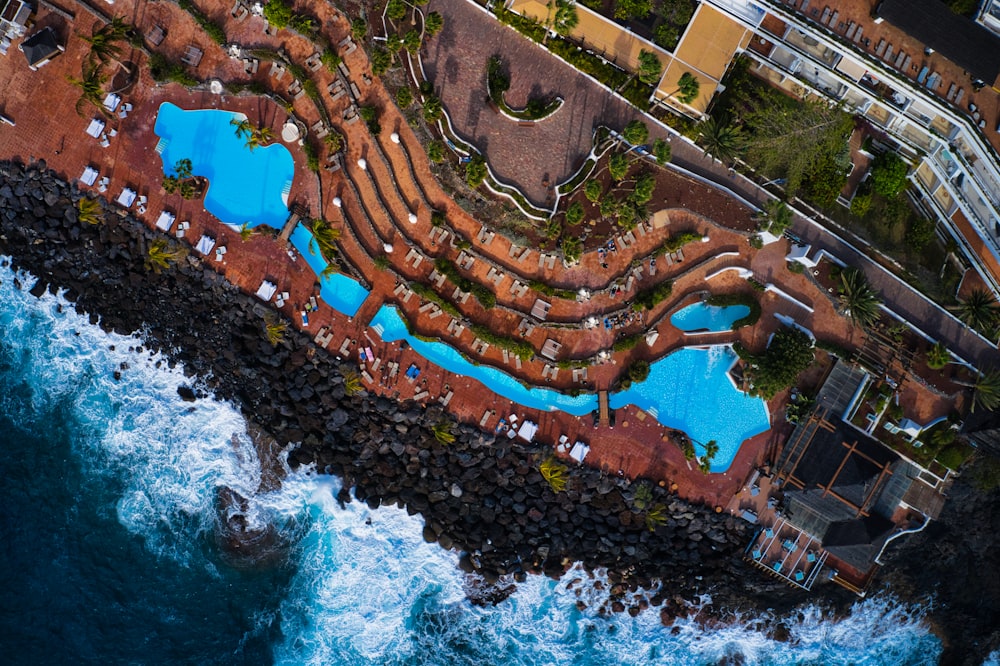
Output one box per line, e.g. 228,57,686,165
80,166,99,186
155,211,176,232
116,188,136,207
255,280,277,301
85,118,105,138
195,234,216,255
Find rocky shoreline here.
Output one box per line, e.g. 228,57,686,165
3,161,997,661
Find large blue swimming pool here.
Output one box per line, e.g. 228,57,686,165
289,223,370,317
670,301,750,333
608,346,770,471
371,306,769,470
153,102,294,229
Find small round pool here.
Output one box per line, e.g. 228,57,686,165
670,301,750,333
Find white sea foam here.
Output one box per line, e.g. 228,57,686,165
266,472,942,666
0,257,945,664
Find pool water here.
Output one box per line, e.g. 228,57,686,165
290,223,369,317
153,102,294,229
670,302,750,333
371,306,769,469
371,305,597,415
609,346,770,471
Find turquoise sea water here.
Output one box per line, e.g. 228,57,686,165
670,302,750,332
0,258,947,664
153,102,294,228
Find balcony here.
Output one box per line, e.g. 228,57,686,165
784,28,841,67
858,73,911,111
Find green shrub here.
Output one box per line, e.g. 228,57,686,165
321,49,342,71
149,53,197,86
743,327,815,399
869,151,909,198
178,0,226,43
584,179,602,203
396,86,413,108
351,17,367,40
613,334,643,352
423,95,443,122
663,231,701,253
850,192,872,217
565,201,584,225
262,0,294,28
408,282,462,318
427,141,445,163
561,236,582,262
937,442,974,470
470,324,534,360
465,155,487,188
371,48,391,76
633,280,673,311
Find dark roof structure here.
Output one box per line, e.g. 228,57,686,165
19,26,61,69
877,0,1000,84
822,514,895,571
775,400,909,571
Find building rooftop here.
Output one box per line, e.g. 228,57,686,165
877,0,1000,87
19,26,62,69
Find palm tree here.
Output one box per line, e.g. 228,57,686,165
953,289,1000,336
146,239,185,273
971,367,1000,413
82,19,132,72
66,66,109,116
543,0,577,44
698,117,744,164
432,421,455,445
925,342,950,370
539,457,568,493
644,503,667,531
77,197,103,225
671,71,700,104
230,117,253,140
310,218,341,258
342,369,363,396
255,125,275,145
238,222,254,241
82,18,132,74
244,125,274,151
263,313,287,346
320,263,339,280
758,199,792,235
838,267,882,329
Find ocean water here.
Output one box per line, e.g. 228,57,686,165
0,257,946,665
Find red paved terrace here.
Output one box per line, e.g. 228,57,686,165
0,0,962,512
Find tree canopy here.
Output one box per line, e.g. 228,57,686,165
614,0,652,20
838,267,882,329
637,50,663,86
869,151,909,198
674,72,699,104
622,120,648,146
738,92,853,199
743,327,815,399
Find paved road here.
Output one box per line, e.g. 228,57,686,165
660,132,999,368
